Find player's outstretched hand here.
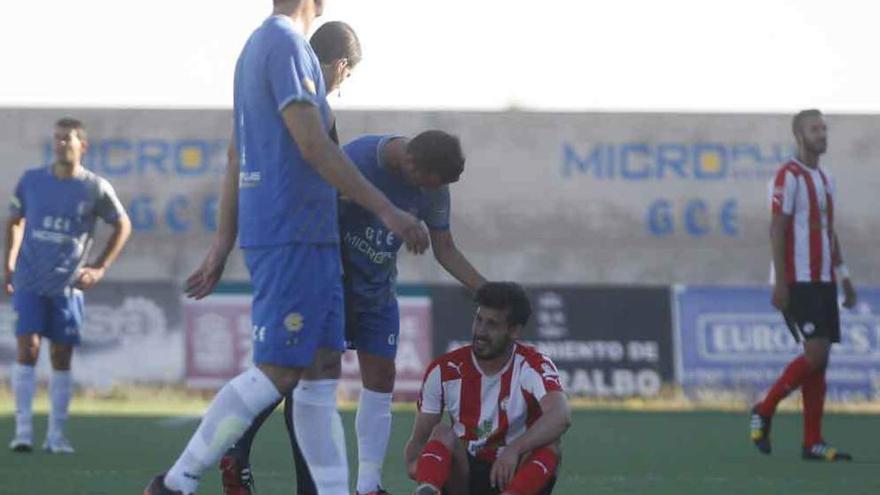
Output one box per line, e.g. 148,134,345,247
75,266,105,290
771,283,789,311
382,207,429,255
842,279,857,309
185,245,228,300
490,446,520,491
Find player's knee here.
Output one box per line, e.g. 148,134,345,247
361,357,395,393
17,336,39,365
49,346,73,370
805,352,829,371
804,342,830,371
304,349,342,380
429,423,456,448
406,460,419,480
257,364,302,394
542,442,562,458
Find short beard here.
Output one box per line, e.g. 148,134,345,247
473,338,512,361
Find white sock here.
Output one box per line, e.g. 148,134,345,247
48,370,73,441
293,379,349,495
12,364,36,441
355,388,393,494
165,367,281,495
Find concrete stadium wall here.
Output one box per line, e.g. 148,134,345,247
1,108,877,285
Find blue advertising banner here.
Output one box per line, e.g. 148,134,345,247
675,286,880,403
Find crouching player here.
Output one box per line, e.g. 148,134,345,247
405,282,571,495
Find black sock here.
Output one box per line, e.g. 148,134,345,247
225,396,282,465
284,392,319,495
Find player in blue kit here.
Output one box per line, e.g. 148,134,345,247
5,117,131,454
144,1,428,494
216,131,486,495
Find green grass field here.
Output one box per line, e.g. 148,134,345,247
1,409,878,495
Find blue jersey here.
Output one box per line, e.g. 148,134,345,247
9,166,125,296
340,135,451,310
234,15,336,248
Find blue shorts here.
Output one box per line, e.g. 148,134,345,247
13,289,84,346
244,243,345,368
345,299,400,359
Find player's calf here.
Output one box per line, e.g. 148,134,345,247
412,424,457,493
502,446,559,495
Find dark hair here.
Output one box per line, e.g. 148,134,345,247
475,282,532,327
792,109,823,135
55,117,87,140
310,21,362,67
406,130,465,183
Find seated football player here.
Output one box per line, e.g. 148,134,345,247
405,282,571,495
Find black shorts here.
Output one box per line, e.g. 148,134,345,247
783,282,840,343
443,455,557,495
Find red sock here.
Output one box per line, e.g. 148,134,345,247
415,440,452,489
505,447,559,495
802,368,826,446
757,355,814,417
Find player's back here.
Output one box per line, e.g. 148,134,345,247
234,15,336,249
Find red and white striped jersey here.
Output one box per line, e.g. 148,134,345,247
769,158,837,283
417,343,563,461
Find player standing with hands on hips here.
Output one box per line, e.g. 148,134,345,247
6,117,131,454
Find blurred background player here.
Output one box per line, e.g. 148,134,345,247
751,109,858,461
144,0,429,493
220,130,487,495
405,282,570,495
5,117,131,454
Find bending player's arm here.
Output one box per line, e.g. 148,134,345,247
186,138,240,299
430,229,486,292
281,103,428,254
424,187,485,290
4,216,24,295
404,411,443,479
832,233,857,308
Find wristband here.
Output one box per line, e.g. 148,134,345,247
835,264,850,280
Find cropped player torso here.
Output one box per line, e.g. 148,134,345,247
418,344,563,460
770,159,836,283
14,167,111,295
339,135,449,310
234,15,336,249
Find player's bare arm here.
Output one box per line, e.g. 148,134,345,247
186,138,240,300
281,102,429,254
4,215,25,295
404,411,443,479
832,232,857,308
76,214,132,290
489,390,571,491
429,228,486,291
770,212,792,311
